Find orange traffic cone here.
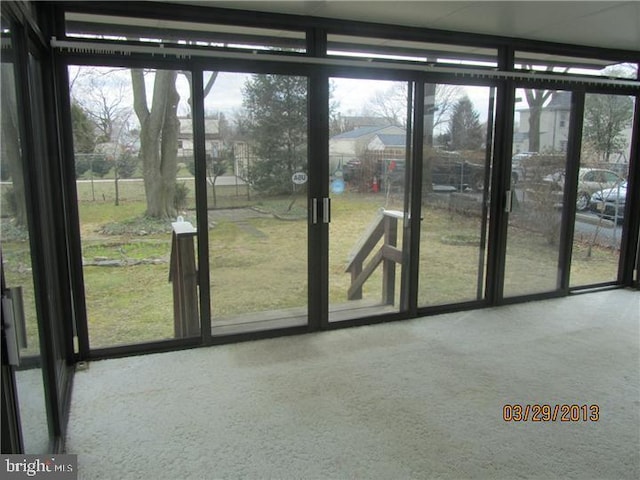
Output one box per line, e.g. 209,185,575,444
372,175,379,193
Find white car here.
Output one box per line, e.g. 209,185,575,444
589,181,627,222
544,168,625,211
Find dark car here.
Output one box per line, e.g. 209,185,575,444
427,152,486,191
589,181,627,222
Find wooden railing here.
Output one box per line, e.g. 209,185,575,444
346,210,403,305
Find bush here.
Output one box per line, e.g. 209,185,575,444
2,186,17,217
174,182,189,211
1,157,11,181
90,155,111,177
75,155,92,178
186,159,196,177
116,153,138,179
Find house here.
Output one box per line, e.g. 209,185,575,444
329,125,404,171
514,91,571,154
176,117,221,159
366,133,407,156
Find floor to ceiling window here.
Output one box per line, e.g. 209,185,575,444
52,4,639,357
327,77,412,323
418,83,494,307
503,89,571,298
570,93,636,287
68,66,201,349
1,18,49,453
204,71,309,335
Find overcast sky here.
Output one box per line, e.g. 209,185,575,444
70,66,493,132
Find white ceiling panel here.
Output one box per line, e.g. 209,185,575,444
172,1,640,51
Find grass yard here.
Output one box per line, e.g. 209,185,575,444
0,177,625,350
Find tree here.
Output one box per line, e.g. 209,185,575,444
524,89,553,153
242,74,307,195
583,94,633,163
1,63,27,226
131,69,218,218
364,83,462,129
70,101,97,154
131,69,181,218
447,96,483,151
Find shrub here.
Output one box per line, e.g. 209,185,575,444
75,155,91,178
174,182,189,211
116,153,138,179
90,155,111,177
2,186,17,217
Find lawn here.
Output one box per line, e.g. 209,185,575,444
0,177,624,350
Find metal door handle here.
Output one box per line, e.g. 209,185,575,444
504,190,513,213
323,197,331,224
312,198,318,225
2,294,21,366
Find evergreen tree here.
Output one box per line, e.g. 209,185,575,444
447,96,483,151
71,101,97,154
242,75,307,195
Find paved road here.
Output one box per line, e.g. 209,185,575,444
573,212,622,248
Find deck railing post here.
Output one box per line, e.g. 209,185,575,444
169,218,200,338
382,215,398,305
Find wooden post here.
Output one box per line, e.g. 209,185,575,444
350,262,363,300
169,219,199,338
382,215,398,305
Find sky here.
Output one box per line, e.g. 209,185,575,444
70,66,495,133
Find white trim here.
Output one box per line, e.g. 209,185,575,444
51,39,640,89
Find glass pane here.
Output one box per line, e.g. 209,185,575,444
328,78,410,322
570,94,635,287
418,84,493,306
504,89,569,297
1,23,49,452
65,12,306,52
205,72,308,335
328,34,497,67
515,52,637,79
69,66,200,348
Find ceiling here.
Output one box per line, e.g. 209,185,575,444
178,1,640,52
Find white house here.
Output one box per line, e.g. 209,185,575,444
329,125,405,171
514,91,571,154
177,117,221,159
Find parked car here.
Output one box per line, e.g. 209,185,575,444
515,152,565,183
511,152,536,184
427,151,486,191
543,167,625,210
589,181,627,222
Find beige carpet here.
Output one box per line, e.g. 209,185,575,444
66,289,640,479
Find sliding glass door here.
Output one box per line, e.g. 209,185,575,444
204,71,309,335
570,94,635,287
68,66,202,349
327,77,411,323
1,21,49,453
503,89,570,297
418,83,494,307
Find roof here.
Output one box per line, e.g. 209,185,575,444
547,91,571,110
331,125,389,140
375,134,406,148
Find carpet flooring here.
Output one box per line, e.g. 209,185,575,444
66,289,640,479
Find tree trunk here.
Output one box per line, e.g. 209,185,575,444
528,105,541,152
525,88,552,153
422,83,436,194
132,69,179,218
1,66,27,226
